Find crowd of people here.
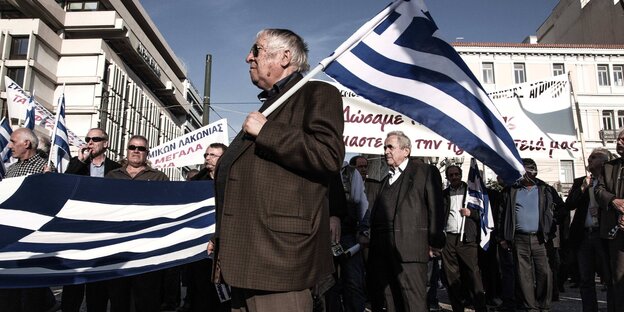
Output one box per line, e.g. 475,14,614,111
1,27,623,312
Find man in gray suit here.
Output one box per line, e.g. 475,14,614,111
208,28,344,312
367,131,446,312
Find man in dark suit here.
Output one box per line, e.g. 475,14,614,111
207,29,344,312
62,127,121,312
441,165,487,312
595,130,624,311
566,148,613,312
367,131,446,312
187,143,230,312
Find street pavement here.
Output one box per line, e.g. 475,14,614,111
434,279,608,312
53,278,607,311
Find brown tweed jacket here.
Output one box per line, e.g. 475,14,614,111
213,76,345,291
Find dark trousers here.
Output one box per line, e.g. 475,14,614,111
367,258,427,312
327,234,366,312
478,239,501,302
607,233,624,311
426,257,441,306
545,242,560,301
513,233,552,312
0,287,56,312
188,258,230,312
441,233,487,312
161,266,181,309
576,230,610,312
108,270,163,312
61,281,108,312
499,244,516,310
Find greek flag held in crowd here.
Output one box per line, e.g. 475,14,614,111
322,0,524,183
0,173,215,288
466,158,494,250
0,118,12,179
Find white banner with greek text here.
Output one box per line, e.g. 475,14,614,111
337,74,578,159
148,119,229,168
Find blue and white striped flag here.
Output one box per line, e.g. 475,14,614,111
0,117,13,179
0,173,215,288
466,158,493,250
23,93,35,130
323,0,524,183
50,94,71,173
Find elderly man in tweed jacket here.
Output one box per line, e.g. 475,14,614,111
208,28,344,312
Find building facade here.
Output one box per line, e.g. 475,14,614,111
537,0,624,45
454,42,624,191
0,0,203,179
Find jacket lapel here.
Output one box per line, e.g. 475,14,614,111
396,161,415,216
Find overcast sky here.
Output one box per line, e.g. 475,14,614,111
140,0,559,138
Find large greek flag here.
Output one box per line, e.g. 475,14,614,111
466,158,493,250
0,173,215,288
323,0,524,183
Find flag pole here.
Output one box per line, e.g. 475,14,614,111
262,0,403,117
569,71,587,174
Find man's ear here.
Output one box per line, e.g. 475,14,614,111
280,49,292,68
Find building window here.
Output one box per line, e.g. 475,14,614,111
614,65,623,86
603,110,615,130
598,65,610,86
67,1,100,11
482,62,495,84
553,63,565,76
9,36,28,60
6,67,25,86
560,160,574,184
514,63,526,84
618,110,624,129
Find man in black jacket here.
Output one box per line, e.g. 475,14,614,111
188,142,230,312
441,165,487,312
566,148,612,312
367,131,446,312
62,128,121,312
497,158,564,312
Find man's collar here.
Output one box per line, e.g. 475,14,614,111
389,158,409,175
450,182,465,192
257,72,301,102
20,152,39,163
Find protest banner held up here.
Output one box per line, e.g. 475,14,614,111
148,119,229,169
338,74,577,160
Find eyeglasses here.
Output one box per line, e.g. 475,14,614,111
127,145,148,152
204,153,221,158
250,44,264,57
384,144,397,150
85,137,106,143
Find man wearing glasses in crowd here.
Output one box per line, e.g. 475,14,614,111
192,143,227,181
186,142,230,312
105,135,168,311
208,29,344,311
61,128,122,312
